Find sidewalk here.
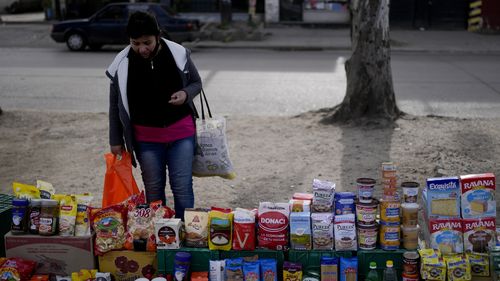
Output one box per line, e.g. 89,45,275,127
2,11,500,53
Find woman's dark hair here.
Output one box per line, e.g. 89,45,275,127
127,11,160,39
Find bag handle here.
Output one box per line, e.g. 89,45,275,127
200,88,212,120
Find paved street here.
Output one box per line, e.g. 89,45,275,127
0,24,500,118
1,47,500,117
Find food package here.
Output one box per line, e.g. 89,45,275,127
462,217,496,253
74,194,93,236
0,257,37,281
226,258,244,281
290,212,312,250
289,199,311,213
154,218,182,249
90,204,127,255
334,214,357,251
184,208,210,248
445,255,471,281
311,213,333,250
232,208,256,251
12,182,40,199
428,219,463,255
258,202,290,250
339,257,357,281
467,252,490,277
419,249,446,281
208,208,233,251
312,179,335,213
423,177,460,219
59,195,77,236
460,173,496,218
209,260,226,281
283,262,302,281
321,257,338,281
242,261,260,281
36,180,55,199
260,259,277,281
292,193,313,201
125,200,162,251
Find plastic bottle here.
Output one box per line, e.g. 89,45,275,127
383,260,397,281
366,262,381,281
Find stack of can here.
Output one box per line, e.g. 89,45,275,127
354,178,378,250
379,163,401,250
400,182,420,251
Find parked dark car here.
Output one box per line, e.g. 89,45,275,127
4,0,42,14
50,2,200,51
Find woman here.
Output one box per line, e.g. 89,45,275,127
106,11,201,219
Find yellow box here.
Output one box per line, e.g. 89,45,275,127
98,250,157,281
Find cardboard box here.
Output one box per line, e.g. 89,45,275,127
98,250,157,281
460,173,496,218
423,177,461,219
423,218,463,255
5,232,95,276
463,217,496,253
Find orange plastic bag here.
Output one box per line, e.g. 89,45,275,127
102,152,140,208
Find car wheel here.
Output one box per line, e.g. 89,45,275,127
88,44,103,51
66,33,86,51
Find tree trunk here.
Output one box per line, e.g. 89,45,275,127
325,0,401,123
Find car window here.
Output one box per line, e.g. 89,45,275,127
95,5,126,22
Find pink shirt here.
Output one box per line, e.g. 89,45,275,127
133,115,195,143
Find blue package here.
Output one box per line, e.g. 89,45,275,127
340,257,357,281
259,259,277,281
243,261,260,281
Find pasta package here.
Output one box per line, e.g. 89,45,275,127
208,209,233,251
90,205,127,255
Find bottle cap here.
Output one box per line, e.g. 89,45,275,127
12,198,29,207
369,262,377,269
386,260,394,267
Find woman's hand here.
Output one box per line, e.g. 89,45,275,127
169,91,187,105
110,145,123,156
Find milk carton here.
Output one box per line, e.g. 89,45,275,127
423,177,461,219
460,173,496,219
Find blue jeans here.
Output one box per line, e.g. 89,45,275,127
135,135,195,219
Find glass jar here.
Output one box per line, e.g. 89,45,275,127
39,199,59,236
29,199,42,234
11,198,29,234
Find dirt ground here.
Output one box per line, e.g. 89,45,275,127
1,110,499,214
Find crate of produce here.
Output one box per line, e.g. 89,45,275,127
0,194,14,257
288,249,353,273
157,248,219,274
357,248,406,281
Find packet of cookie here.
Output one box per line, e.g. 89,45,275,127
259,259,277,281
312,179,335,212
243,261,260,281
467,252,489,277
421,256,446,281
445,255,471,281
283,261,302,281
90,204,127,255
185,208,209,248
226,258,244,281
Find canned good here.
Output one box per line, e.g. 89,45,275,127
380,221,400,250
402,273,419,281
403,251,420,275
357,224,378,250
39,199,59,236
355,200,378,226
356,178,376,203
334,192,355,215
402,182,419,203
380,199,400,223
